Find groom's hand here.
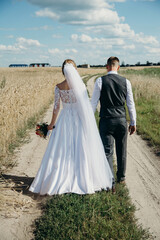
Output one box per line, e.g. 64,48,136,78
129,125,136,135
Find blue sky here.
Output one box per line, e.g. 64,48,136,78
0,0,160,67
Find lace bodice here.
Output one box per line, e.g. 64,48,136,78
53,86,76,114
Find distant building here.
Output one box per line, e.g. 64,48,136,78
9,64,28,67
79,64,90,68
29,63,51,67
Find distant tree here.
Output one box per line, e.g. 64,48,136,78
136,61,141,66
121,61,125,67
146,61,153,66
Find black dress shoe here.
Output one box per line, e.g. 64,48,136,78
112,186,116,194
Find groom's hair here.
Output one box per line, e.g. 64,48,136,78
107,56,120,67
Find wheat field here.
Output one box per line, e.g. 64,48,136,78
0,67,105,167
120,67,160,149
0,67,60,164
120,67,160,115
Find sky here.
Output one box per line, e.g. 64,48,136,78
0,0,160,67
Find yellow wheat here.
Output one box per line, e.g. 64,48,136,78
0,67,61,162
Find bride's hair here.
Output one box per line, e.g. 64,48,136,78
62,59,77,75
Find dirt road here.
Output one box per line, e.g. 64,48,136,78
87,76,160,239
126,134,160,239
0,106,54,240
0,76,160,239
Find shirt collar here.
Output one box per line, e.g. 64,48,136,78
107,71,118,75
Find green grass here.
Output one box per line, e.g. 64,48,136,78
134,98,160,150
125,98,160,151
121,67,160,153
34,187,151,240
120,67,160,78
82,73,106,85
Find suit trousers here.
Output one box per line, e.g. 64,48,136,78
99,117,128,184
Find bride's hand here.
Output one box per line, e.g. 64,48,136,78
47,124,54,130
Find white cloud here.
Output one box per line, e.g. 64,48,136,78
48,48,77,55
0,37,42,52
111,23,135,38
70,49,78,53
41,25,52,30
84,23,135,39
144,46,160,54
52,34,62,39
122,44,135,50
80,34,92,43
35,7,120,25
0,45,20,51
83,25,159,50
39,55,49,59
71,33,125,46
31,0,124,26
29,0,158,47
36,8,59,20
71,34,78,41
28,0,111,11
68,8,120,25
26,25,53,31
48,48,60,54
135,33,159,45
16,37,42,47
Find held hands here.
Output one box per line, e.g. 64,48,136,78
47,124,54,131
128,125,136,135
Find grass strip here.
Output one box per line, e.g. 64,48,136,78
120,67,160,78
34,187,151,240
134,98,160,149
82,73,105,85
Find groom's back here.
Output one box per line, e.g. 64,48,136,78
100,74,127,118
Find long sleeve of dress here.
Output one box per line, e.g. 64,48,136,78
53,86,60,116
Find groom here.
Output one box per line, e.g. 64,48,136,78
91,56,136,193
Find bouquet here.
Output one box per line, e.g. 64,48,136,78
36,123,55,139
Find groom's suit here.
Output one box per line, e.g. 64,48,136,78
91,71,136,184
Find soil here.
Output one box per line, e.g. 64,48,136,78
0,76,160,239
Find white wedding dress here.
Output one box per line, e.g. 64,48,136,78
29,85,113,195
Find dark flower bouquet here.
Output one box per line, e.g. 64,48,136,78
36,123,55,139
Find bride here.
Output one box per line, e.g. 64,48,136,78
29,59,113,195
